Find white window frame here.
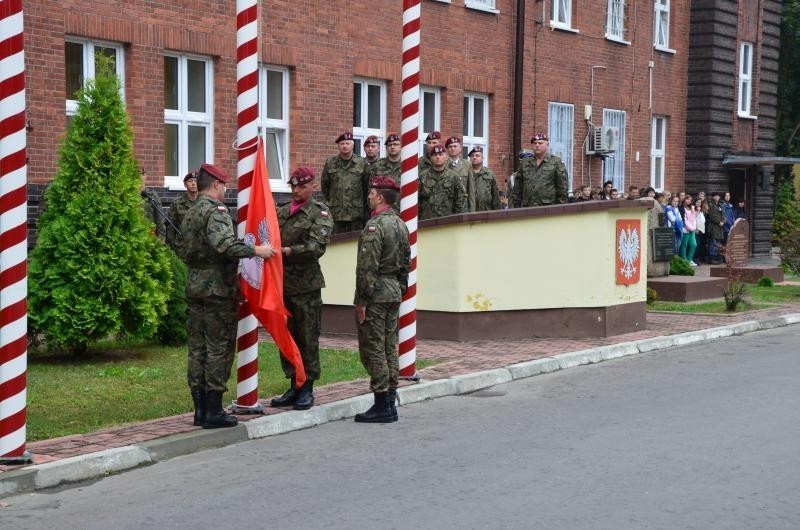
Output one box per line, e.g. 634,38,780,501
465,0,499,14
550,0,574,31
419,86,441,159
163,53,214,189
463,92,489,163
605,0,628,44
650,116,667,191
602,108,627,191
258,65,290,192
654,0,673,52
65,38,125,115
353,78,387,158
548,102,574,191
738,42,756,118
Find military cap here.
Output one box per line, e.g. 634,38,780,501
468,146,483,156
425,131,442,142
183,170,197,182
445,136,461,147
363,135,379,146
530,133,549,143
289,166,315,186
200,163,229,183
430,145,446,155
335,131,354,143
369,176,400,190
385,134,400,145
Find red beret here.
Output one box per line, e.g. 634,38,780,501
369,176,400,190
385,134,400,145
445,136,461,147
468,146,483,156
530,133,549,143
425,131,442,141
430,144,446,155
363,135,379,146
289,166,315,186
335,131,354,143
200,163,229,183
183,170,197,182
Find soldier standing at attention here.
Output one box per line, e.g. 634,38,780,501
370,134,403,213
418,144,467,220
445,136,471,193
166,170,198,255
510,133,568,208
269,167,334,410
363,135,381,169
182,164,275,428
467,146,501,211
418,130,442,172
321,131,368,234
354,176,411,424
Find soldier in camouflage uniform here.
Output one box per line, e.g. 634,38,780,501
363,135,381,169
418,144,468,220
510,133,568,208
467,146,501,212
182,163,275,428
321,131,369,234
418,130,442,172
353,176,411,423
445,136,472,198
166,170,198,257
270,167,334,410
370,134,402,214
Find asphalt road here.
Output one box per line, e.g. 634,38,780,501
2,326,799,530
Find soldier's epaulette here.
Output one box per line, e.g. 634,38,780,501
277,200,292,207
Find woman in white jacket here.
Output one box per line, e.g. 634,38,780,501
693,197,706,264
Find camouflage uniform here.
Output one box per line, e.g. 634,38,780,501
418,166,468,220
182,195,256,393
141,188,166,239
470,166,502,212
321,154,369,234
418,154,432,173
354,208,411,393
370,157,402,214
277,199,334,382
510,154,568,208
449,158,471,194
166,193,196,256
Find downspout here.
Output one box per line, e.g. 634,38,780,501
512,0,526,173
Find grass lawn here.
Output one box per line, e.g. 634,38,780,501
27,341,434,442
648,283,800,313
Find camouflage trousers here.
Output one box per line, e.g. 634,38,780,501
333,220,365,235
356,302,400,393
281,290,322,381
187,296,238,393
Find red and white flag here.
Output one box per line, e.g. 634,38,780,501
240,139,306,388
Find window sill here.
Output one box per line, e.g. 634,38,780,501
465,2,499,14
737,113,758,120
654,45,676,55
550,23,579,34
605,35,630,45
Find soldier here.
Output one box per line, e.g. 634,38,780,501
418,130,442,172
166,170,199,256
510,133,568,208
418,144,467,220
467,146,501,212
321,131,368,234
353,176,411,423
270,167,334,410
445,136,471,193
182,163,275,428
370,134,403,214
363,135,381,168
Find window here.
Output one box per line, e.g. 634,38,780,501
606,0,627,42
419,86,441,158
551,0,573,29
463,93,489,161
353,79,386,157
548,103,574,190
259,66,290,190
650,116,667,191
65,39,125,115
465,0,498,13
738,42,755,117
654,0,670,50
163,54,213,188
602,109,626,191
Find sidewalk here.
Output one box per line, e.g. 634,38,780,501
2,301,799,496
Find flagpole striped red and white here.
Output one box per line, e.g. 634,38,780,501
233,0,262,412
399,0,420,379
0,0,32,463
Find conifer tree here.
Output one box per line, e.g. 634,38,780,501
29,58,172,353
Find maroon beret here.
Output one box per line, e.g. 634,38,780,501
385,134,400,145
369,176,400,190
183,170,197,182
425,131,442,141
530,133,549,143
445,136,461,147
200,163,229,183
335,131,354,143
363,135,379,146
468,146,484,156
288,166,315,186
430,144,446,155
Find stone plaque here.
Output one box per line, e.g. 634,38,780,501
725,218,749,267
652,227,674,262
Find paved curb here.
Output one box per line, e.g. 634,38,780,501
2,313,798,497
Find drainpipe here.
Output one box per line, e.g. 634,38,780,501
512,0,526,173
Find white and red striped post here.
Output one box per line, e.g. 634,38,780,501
0,0,32,464
232,0,262,413
399,0,420,380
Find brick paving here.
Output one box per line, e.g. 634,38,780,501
2,299,798,474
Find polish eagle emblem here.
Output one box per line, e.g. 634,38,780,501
617,226,640,280
241,218,271,289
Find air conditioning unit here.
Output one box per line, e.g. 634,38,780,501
587,126,620,155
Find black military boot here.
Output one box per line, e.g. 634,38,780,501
270,377,298,407
191,388,206,426
354,392,394,423
203,390,238,429
387,388,398,423
293,380,314,410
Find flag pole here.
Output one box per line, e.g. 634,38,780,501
0,0,33,464
232,0,263,413
399,0,421,381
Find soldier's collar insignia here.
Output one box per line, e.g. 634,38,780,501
217,206,227,211
320,210,329,217
367,226,377,232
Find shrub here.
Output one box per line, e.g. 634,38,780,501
758,276,774,287
773,180,800,276
723,280,749,312
646,287,658,305
670,255,695,276
156,249,188,345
